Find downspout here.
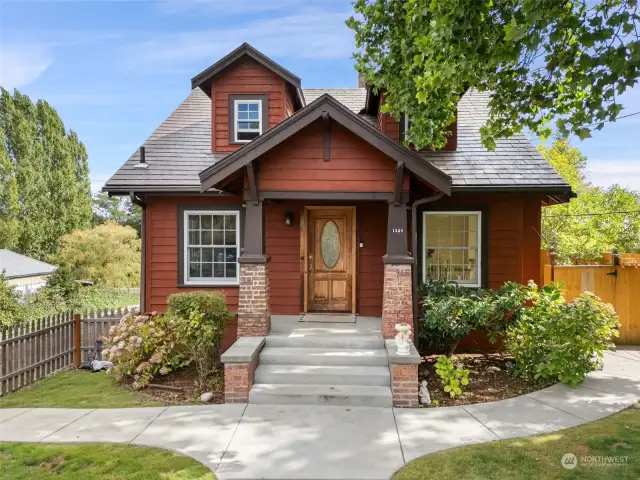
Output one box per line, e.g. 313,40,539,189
411,192,444,332
130,192,147,313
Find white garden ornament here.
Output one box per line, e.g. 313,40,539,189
394,323,412,356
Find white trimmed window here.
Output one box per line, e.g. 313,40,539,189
234,99,262,142
423,211,482,287
184,210,239,285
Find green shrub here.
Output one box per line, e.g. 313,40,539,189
167,291,233,388
104,312,188,389
434,355,470,398
419,280,525,355
504,282,620,387
0,273,24,326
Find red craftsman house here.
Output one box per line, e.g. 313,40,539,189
104,43,571,407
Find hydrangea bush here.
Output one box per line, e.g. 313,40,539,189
104,311,188,389
104,291,231,390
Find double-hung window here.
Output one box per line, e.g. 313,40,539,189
234,99,262,142
183,210,240,285
423,211,482,287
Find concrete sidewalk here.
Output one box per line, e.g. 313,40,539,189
1,349,638,480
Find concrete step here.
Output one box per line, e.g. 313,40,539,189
254,364,391,386
259,346,389,367
265,333,384,350
249,383,393,407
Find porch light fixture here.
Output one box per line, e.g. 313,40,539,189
284,211,294,226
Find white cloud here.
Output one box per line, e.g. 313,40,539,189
587,160,640,192
0,44,53,89
124,10,354,70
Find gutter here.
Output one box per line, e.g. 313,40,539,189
411,192,445,334
130,192,147,313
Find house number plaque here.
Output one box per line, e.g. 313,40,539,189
392,228,404,234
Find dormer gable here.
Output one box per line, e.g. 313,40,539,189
191,43,304,153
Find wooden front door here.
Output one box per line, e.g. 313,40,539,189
303,207,356,313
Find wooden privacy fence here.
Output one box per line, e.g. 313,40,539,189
0,307,137,397
546,265,640,345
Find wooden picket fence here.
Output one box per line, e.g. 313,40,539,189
0,306,137,397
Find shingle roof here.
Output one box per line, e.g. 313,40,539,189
302,88,367,113
0,250,57,279
420,90,568,189
103,88,568,193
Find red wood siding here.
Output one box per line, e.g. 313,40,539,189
357,203,386,316
211,57,287,152
265,202,303,314
377,95,400,141
259,121,397,192
264,201,386,316
144,196,243,351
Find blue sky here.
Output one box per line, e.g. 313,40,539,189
1,0,639,193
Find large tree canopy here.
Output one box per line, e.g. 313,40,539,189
0,88,92,259
540,140,640,263
347,0,640,149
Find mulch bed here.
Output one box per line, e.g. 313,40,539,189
420,352,555,407
122,365,224,405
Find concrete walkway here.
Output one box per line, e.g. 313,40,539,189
1,349,639,480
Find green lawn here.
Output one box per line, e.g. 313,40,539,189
394,407,640,480
0,370,162,408
0,443,215,479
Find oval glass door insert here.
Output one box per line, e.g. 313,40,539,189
320,220,340,268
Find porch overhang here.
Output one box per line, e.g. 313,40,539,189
198,94,452,196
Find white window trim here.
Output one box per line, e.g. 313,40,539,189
422,210,482,288
234,99,262,143
404,114,411,133
183,210,240,286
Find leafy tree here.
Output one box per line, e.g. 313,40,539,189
92,192,142,235
0,125,19,250
53,222,141,287
347,1,640,150
0,88,92,259
541,140,640,263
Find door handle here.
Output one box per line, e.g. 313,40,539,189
308,254,313,272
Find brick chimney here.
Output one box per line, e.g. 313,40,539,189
358,72,366,88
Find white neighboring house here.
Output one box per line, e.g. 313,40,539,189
0,249,58,295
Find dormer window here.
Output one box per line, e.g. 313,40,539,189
229,94,268,144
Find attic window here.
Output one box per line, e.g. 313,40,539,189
229,95,268,144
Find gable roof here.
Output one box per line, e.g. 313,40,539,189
199,93,452,194
0,250,57,280
102,88,570,196
191,43,303,107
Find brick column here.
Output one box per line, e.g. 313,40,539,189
237,262,271,336
382,263,414,339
